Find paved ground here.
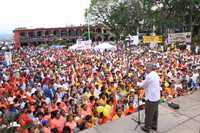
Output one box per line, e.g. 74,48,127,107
81,90,200,133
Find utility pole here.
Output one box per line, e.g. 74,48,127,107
87,9,91,41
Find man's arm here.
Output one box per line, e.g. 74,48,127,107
137,75,150,89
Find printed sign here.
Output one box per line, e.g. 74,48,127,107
4,52,12,66
130,35,139,45
167,32,191,44
143,36,163,43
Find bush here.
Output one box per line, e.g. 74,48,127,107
193,33,200,45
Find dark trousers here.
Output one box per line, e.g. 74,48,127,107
145,100,159,129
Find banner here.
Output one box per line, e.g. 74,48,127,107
4,52,12,66
76,39,92,45
167,32,191,44
130,35,139,46
143,36,163,43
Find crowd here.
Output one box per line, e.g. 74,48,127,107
0,45,199,133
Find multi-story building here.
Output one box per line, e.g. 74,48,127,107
13,25,110,48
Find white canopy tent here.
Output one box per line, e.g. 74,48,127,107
94,42,117,52
69,40,92,50
69,44,91,50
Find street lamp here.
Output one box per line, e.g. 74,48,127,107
137,20,144,35
150,3,163,48
87,9,91,41
151,3,164,33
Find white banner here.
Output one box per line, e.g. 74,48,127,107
4,52,12,66
129,35,139,46
69,43,91,50
76,40,92,45
168,32,191,44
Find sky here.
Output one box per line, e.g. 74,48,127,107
0,0,91,34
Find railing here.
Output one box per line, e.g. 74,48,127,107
20,36,83,43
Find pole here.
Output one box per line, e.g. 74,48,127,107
87,10,91,41
131,88,144,130
137,27,139,36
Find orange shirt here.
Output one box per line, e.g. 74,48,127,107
80,108,92,118
164,87,171,94
50,116,65,133
0,87,6,95
87,102,95,112
66,121,77,133
111,95,117,115
98,117,109,125
4,83,12,93
98,98,107,106
30,105,35,113
60,102,68,113
49,104,57,112
138,89,144,98
43,127,51,133
26,95,35,104
112,114,119,121
44,114,51,121
125,107,136,116
0,103,7,109
107,105,116,121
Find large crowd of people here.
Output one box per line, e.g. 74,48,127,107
0,44,199,133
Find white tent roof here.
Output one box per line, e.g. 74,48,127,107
69,43,91,50
94,42,117,51
69,40,92,50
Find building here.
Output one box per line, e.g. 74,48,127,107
13,25,111,48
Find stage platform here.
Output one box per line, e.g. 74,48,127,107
81,90,200,133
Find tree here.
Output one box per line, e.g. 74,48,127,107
125,0,144,35
87,0,144,40
82,31,96,41
143,0,200,35
52,39,66,45
87,0,200,40
193,33,200,45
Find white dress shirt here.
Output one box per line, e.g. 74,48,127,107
137,71,162,102
192,73,199,84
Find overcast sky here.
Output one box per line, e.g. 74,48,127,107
0,0,91,34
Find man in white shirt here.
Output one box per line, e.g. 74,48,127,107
192,70,199,89
137,63,162,133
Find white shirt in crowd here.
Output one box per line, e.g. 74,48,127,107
192,73,199,83
137,71,162,102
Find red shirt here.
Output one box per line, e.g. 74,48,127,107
18,113,33,127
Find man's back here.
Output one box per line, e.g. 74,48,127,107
143,71,162,102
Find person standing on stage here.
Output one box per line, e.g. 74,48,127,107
137,63,162,133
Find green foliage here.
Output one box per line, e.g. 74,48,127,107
52,39,66,45
144,0,200,34
87,0,143,40
87,0,200,40
193,33,200,45
82,31,96,40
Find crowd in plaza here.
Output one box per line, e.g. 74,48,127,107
0,44,200,133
